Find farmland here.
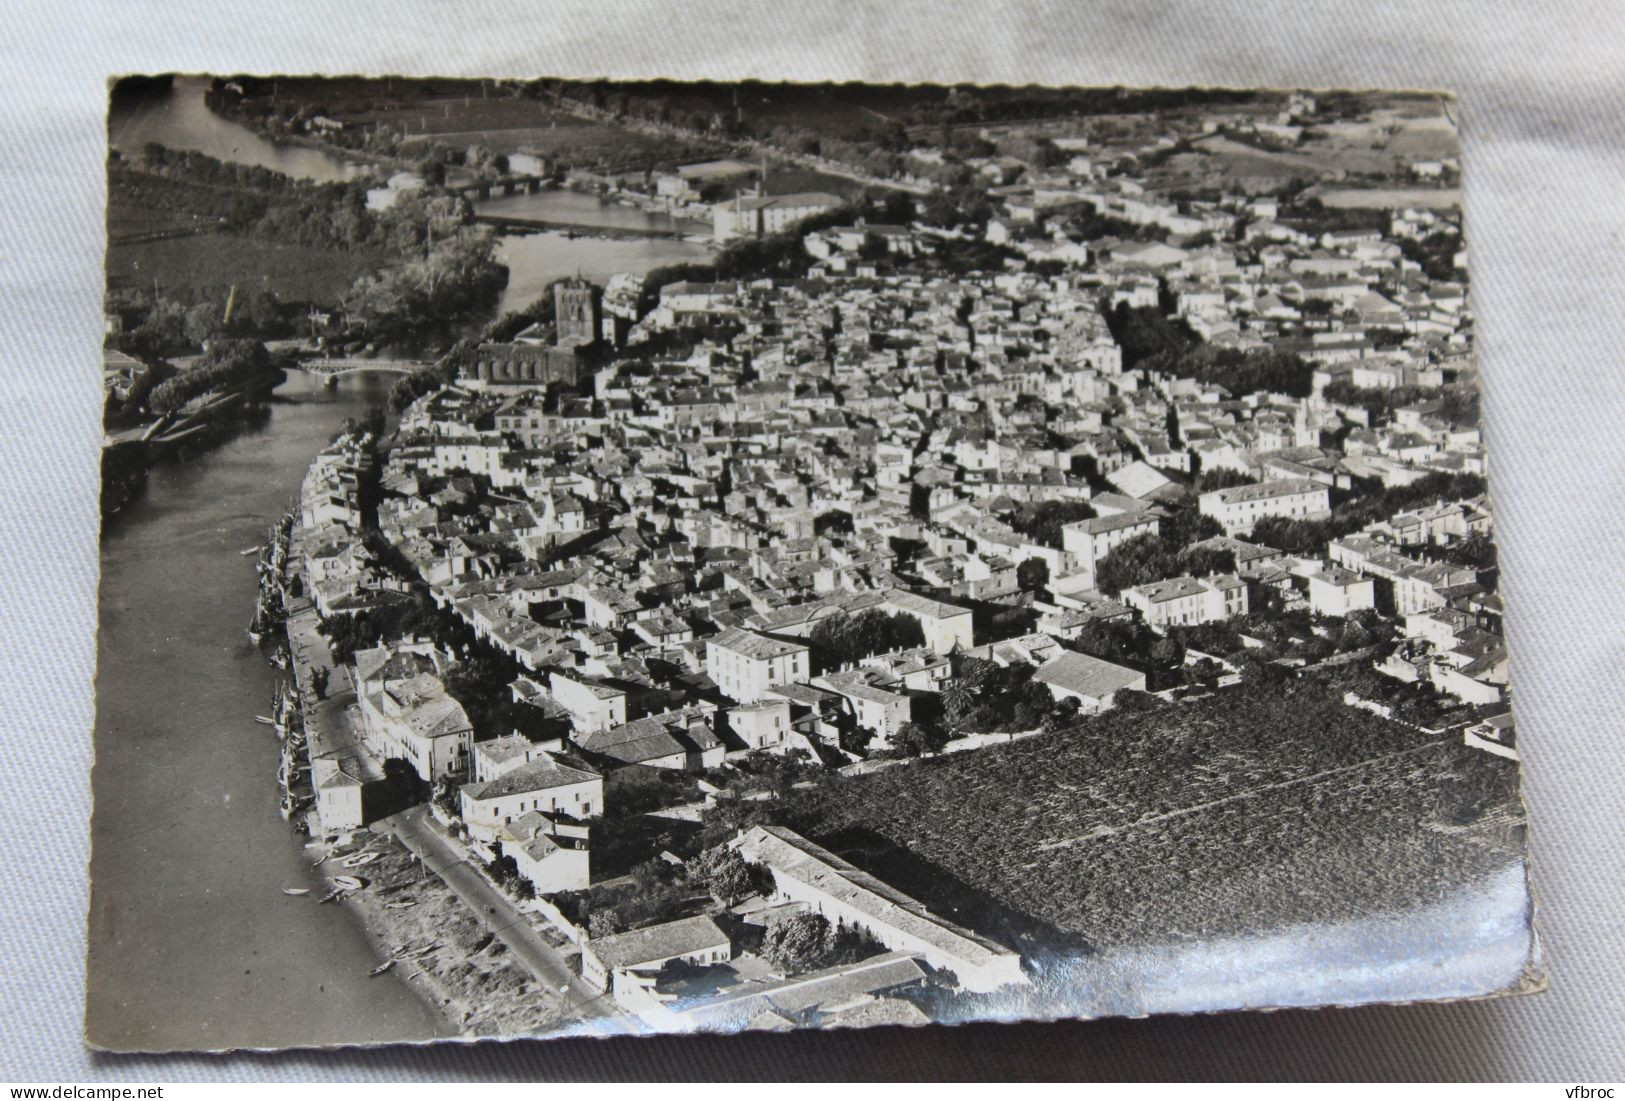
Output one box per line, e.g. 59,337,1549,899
211,77,725,171
106,166,387,302
106,232,386,302
775,685,1525,957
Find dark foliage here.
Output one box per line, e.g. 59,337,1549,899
807,608,925,672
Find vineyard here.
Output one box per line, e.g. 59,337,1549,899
778,684,1525,955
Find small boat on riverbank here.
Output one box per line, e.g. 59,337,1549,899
239,545,261,556
368,959,396,977
331,875,364,891
341,851,380,868
254,714,274,725
282,887,309,896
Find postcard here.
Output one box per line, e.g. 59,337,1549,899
88,74,1538,1051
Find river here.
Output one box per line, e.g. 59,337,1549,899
90,76,711,1051
87,374,452,1051
109,76,375,184
109,76,715,321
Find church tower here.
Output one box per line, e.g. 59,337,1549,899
554,279,601,348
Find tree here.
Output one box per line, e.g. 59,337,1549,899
807,608,925,671
1150,636,1185,669
688,845,756,905
1016,557,1050,593
1187,656,1225,688
1010,499,1095,548
895,721,949,757
761,912,837,974
1249,515,1334,556
1107,304,1198,370
432,775,461,819
1445,530,1496,570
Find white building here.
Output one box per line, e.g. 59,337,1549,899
582,915,733,996
1061,512,1161,587
352,648,473,781
714,191,841,243
706,627,811,704
1198,478,1330,536
458,751,603,844
1030,650,1147,712
1304,566,1377,617
1121,574,1248,628
548,670,628,733
727,699,794,752
879,589,975,655
496,813,590,894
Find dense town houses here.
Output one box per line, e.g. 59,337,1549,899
272,92,1506,1023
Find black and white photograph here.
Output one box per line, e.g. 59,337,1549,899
87,71,1539,1054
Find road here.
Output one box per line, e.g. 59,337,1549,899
376,805,636,1033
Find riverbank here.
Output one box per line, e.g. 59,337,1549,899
102,372,285,519
269,434,587,1038
89,370,453,1051
305,832,579,1037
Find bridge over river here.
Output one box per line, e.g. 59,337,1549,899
292,358,430,379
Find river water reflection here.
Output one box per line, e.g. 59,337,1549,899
87,374,451,1051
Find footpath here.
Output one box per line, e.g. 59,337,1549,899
376,806,636,1033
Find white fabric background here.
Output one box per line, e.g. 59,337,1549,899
2,0,1621,1081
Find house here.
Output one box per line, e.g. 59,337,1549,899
353,648,473,781
581,914,733,996
706,627,812,704
1030,650,1147,711
1304,566,1377,617
1121,574,1248,627
879,589,975,655
1061,512,1160,587
812,668,913,745
714,192,841,243
673,952,929,1034
1464,712,1518,761
459,750,603,844
858,646,952,690
548,670,628,733
1109,241,1190,269
576,707,727,770
310,754,365,834
495,813,590,894
470,732,555,783
732,825,1028,993
655,158,756,202
726,699,794,752
1198,478,1330,536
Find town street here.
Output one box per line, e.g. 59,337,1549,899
375,806,637,1033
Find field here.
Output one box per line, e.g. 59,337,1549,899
761,166,870,199
1314,186,1463,210
106,232,385,301
780,686,1525,958
223,79,724,169
106,164,389,303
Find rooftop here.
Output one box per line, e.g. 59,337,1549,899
1031,650,1146,700
734,825,1020,972
587,914,730,971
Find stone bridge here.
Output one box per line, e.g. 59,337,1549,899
449,174,550,202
